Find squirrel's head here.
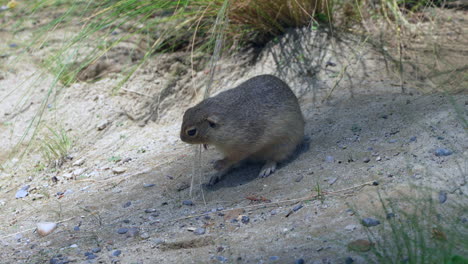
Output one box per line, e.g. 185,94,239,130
180,101,222,145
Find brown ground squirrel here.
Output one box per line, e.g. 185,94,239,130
180,74,305,185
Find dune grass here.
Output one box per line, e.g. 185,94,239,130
354,190,468,264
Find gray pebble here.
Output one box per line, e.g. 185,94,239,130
345,257,354,264
152,238,165,245
91,247,101,253
295,259,305,264
270,209,279,216
435,148,453,157
293,204,303,212
112,250,121,257
388,139,398,143
144,208,158,214
361,217,380,227
295,175,304,182
241,215,250,224
439,191,447,204
182,200,194,206
363,157,370,163
327,177,338,185
73,226,80,231
216,256,228,262
386,213,396,219
269,256,279,261
143,183,155,188
116,228,128,234
85,253,97,260
140,233,150,239
194,228,206,235
122,201,131,208
126,227,140,237
15,185,30,199
409,136,417,142
325,156,335,163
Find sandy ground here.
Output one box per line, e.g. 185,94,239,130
0,6,467,264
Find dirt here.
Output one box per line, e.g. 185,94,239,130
0,6,467,264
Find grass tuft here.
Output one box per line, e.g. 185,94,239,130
354,190,468,263
39,126,73,168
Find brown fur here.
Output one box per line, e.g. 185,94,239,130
180,74,305,185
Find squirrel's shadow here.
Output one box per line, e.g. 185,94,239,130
204,136,310,191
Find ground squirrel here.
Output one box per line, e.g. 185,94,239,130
180,74,305,185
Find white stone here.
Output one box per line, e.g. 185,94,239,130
36,222,57,236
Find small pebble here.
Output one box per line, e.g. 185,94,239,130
15,185,30,199
388,139,398,143
143,183,155,188
269,256,279,261
376,156,382,161
122,201,131,208
409,136,417,142
116,228,128,234
295,259,305,264
152,238,165,245
439,191,447,204
363,157,370,163
345,257,354,264
361,217,380,227
327,177,338,185
112,250,121,257
9,43,18,48
293,204,303,212
112,167,126,174
345,224,357,231
91,247,101,253
144,208,158,214
241,215,250,224
72,158,85,166
140,233,150,239
216,256,228,262
127,227,140,237
295,175,304,182
97,120,109,130
386,213,396,219
325,156,334,163
194,228,206,235
73,226,80,231
434,148,453,157
182,200,194,206
86,253,97,260
37,222,57,236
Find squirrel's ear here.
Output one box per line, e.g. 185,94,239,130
206,115,220,127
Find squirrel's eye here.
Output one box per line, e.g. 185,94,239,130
186,128,197,137
208,120,217,128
